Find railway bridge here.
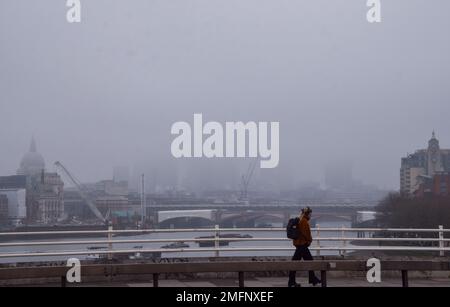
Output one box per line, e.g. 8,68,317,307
156,207,357,228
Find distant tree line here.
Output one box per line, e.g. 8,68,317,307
376,193,450,230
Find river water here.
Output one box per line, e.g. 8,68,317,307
0,221,353,264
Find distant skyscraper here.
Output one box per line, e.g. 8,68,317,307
324,159,354,190
113,166,129,185
400,132,450,195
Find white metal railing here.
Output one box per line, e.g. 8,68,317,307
0,225,448,261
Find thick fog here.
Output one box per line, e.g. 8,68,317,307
1,0,450,192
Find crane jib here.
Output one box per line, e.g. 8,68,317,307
54,161,106,223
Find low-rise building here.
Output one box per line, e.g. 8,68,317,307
0,194,8,224
400,132,450,196
415,172,450,198
0,189,27,226
95,196,136,215
29,172,65,223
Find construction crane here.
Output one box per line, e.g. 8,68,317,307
239,159,258,203
54,161,106,223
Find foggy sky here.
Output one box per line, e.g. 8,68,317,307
1,0,450,191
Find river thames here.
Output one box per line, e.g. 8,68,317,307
0,220,354,263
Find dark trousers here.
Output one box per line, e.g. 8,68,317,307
288,245,319,284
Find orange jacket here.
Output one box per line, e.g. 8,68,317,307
293,216,312,247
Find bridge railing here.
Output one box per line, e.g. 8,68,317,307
1,260,449,287
0,226,449,262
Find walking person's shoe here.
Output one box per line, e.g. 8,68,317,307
288,282,301,287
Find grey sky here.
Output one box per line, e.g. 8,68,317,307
1,0,449,191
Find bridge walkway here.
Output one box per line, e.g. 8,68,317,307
13,276,450,287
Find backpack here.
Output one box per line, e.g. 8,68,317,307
286,217,300,240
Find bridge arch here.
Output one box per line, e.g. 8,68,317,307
157,210,215,228
220,213,285,228
159,216,214,229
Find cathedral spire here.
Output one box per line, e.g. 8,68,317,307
432,130,436,139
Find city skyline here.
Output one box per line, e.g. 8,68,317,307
1,132,447,193
2,1,450,191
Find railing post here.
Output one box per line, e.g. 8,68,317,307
439,225,444,257
316,224,320,257
341,226,346,257
401,270,409,287
153,273,159,288
238,272,245,288
108,224,113,261
320,271,327,288
215,224,220,258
